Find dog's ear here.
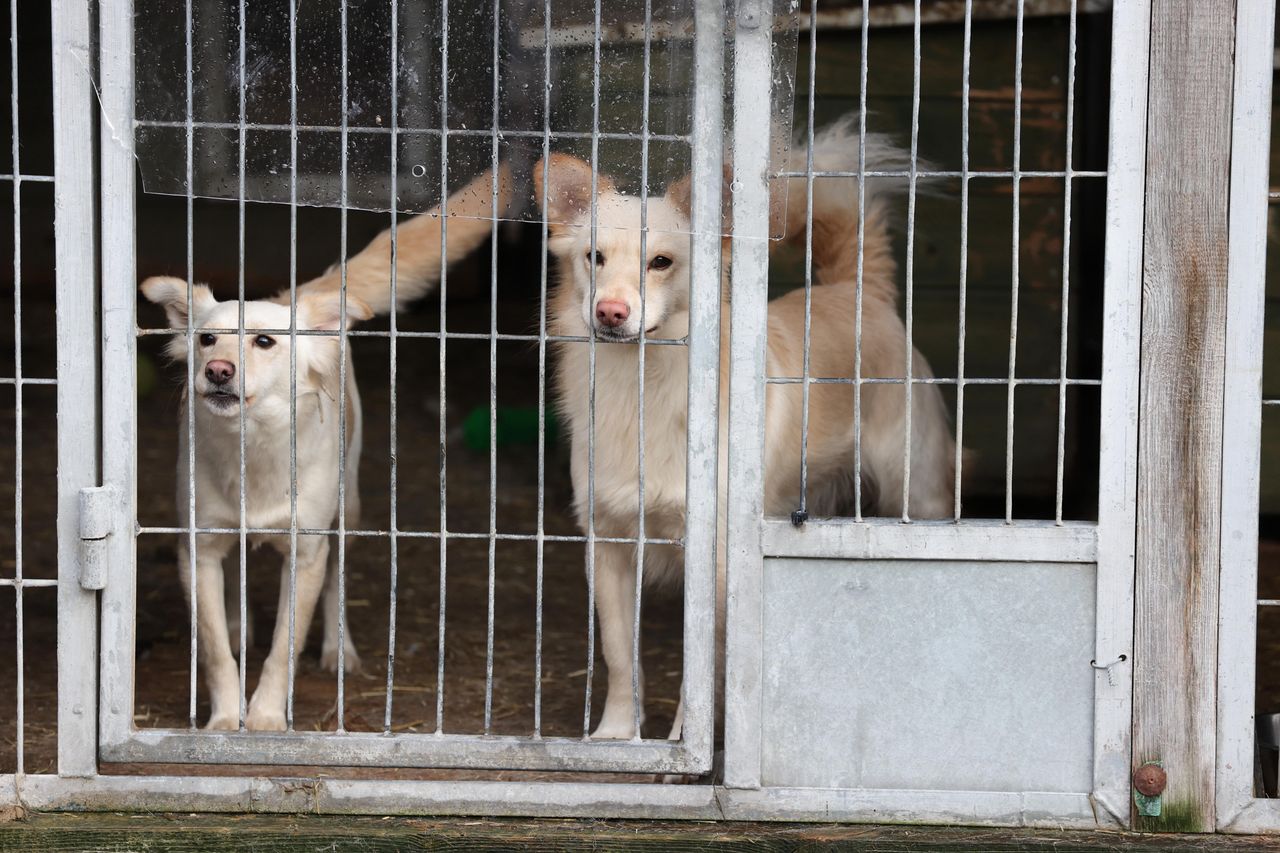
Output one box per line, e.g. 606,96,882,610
140,276,217,329
298,291,373,331
532,153,616,231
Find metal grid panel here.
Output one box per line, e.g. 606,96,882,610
97,0,726,775
768,0,1105,527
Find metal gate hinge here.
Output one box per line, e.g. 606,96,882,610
78,485,119,590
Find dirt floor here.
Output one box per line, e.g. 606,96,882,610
0,291,686,778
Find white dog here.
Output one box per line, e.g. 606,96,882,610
534,117,956,743
141,166,510,731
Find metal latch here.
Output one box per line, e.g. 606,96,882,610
78,485,118,590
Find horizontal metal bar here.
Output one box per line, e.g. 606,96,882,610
137,526,683,546
770,169,1107,180
763,518,1098,562
0,173,54,183
1258,599,1280,607
102,728,710,775
2,774,1113,828
135,119,690,145
766,376,1102,387
1262,398,1280,406
137,327,690,347
0,577,58,588
0,377,56,385
4,774,720,820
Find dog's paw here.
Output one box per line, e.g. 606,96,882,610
245,707,287,732
320,646,363,675
204,712,239,731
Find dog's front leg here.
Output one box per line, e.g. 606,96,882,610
591,542,644,740
246,537,329,731
179,536,241,730
321,539,362,674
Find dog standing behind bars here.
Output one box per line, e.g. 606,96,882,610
140,167,510,730
533,116,956,743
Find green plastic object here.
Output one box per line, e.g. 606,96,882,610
463,406,559,451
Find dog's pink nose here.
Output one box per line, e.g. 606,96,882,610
205,359,236,384
595,299,630,328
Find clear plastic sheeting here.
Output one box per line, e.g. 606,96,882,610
132,0,798,233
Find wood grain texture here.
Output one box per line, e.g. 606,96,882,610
7,814,1280,853
1133,0,1235,833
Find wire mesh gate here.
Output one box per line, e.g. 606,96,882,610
91,0,743,775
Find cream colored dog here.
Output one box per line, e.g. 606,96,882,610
534,117,956,742
142,166,511,730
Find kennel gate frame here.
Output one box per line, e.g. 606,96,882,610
88,0,725,776
717,0,1147,829
1216,0,1278,835
2,0,1190,829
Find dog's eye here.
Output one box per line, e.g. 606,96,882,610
586,250,605,267
649,255,673,271
253,335,276,350
198,333,216,347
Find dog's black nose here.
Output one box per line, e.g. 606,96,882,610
205,359,236,384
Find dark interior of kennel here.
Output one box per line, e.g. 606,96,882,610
0,0,1176,778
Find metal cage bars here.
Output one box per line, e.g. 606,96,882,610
94,0,724,776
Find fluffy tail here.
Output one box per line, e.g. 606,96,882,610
279,163,514,315
772,115,915,296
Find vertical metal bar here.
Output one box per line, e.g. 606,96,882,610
234,0,250,730
52,0,101,777
1053,0,1078,525
383,0,401,735
285,0,300,732
953,0,972,521
722,0,773,789
9,0,24,776
483,0,500,736
184,0,198,732
1089,0,1149,824
97,0,141,755
434,0,450,736
1217,0,1276,827
533,0,552,740
631,0,653,741
581,0,602,740
1004,0,1026,524
679,0,725,768
851,0,868,522
900,0,922,521
796,0,817,518
335,0,351,732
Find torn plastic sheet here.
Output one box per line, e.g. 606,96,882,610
131,0,799,235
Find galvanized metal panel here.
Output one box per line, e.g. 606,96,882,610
759,559,1095,793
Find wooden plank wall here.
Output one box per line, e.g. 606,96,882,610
1131,0,1235,833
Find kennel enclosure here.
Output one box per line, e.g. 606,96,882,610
0,0,1275,836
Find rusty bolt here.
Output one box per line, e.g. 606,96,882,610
1133,763,1167,797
